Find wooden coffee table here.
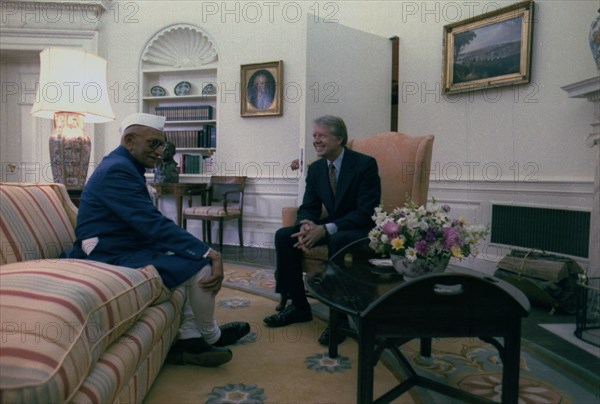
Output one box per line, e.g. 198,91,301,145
304,238,530,404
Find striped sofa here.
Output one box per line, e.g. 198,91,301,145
0,183,185,403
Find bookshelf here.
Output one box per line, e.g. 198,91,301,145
139,24,219,179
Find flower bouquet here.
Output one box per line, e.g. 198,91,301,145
368,198,489,278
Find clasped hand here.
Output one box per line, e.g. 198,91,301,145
292,219,326,252
199,249,224,295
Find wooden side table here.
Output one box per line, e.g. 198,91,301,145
147,182,208,226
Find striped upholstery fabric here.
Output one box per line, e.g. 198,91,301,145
303,245,329,261
0,260,166,402
183,206,241,217
0,183,77,264
72,287,185,403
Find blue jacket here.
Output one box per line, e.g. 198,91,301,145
73,145,210,288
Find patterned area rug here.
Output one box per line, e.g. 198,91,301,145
145,263,600,404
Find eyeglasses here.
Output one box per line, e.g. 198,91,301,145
130,133,166,150
147,139,166,150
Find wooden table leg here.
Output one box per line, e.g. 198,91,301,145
501,328,521,404
357,319,375,404
328,308,339,358
175,195,183,227
420,337,432,357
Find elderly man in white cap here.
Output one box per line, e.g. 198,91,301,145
71,112,249,367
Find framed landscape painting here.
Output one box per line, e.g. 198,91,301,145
442,0,534,95
241,60,282,117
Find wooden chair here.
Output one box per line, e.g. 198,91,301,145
279,132,434,308
182,176,247,252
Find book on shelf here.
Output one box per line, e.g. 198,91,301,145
154,106,213,121
179,154,214,174
208,125,216,148
165,125,216,148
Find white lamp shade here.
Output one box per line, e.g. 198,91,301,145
31,48,115,123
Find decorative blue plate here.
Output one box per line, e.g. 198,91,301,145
174,81,192,96
202,83,217,95
150,86,166,96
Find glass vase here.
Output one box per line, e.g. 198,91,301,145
390,254,450,280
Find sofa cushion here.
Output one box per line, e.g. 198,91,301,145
0,183,76,264
0,260,165,402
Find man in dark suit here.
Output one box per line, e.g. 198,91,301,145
263,116,381,344
73,113,249,367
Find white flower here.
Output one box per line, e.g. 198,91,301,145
405,247,417,262
406,216,419,229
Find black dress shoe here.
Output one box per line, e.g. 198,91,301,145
214,321,251,347
263,305,312,327
166,338,232,367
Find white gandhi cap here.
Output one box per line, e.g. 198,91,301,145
120,113,166,134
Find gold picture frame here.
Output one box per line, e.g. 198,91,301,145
241,60,282,117
442,0,534,95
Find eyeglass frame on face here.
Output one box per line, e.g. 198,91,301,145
130,133,166,151
146,138,166,151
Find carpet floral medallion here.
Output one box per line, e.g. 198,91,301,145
144,263,600,404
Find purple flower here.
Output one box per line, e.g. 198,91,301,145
415,239,428,255
382,221,399,238
442,204,451,213
443,227,463,249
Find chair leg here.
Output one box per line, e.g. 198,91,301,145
218,219,224,252
238,217,243,248
206,221,212,244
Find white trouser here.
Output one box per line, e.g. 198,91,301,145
178,264,221,344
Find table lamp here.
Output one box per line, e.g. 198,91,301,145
30,47,115,189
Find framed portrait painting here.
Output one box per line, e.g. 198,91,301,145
442,0,534,95
241,60,283,117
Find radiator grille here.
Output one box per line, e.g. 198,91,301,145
491,204,590,258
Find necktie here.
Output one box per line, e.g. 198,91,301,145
328,163,337,196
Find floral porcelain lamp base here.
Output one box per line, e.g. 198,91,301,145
48,111,91,189
391,255,450,279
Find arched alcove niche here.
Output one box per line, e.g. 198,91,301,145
141,24,218,70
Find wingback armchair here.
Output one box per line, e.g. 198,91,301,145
281,131,435,265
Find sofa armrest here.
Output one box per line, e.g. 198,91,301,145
281,207,298,227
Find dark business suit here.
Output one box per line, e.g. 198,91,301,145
275,147,381,300
74,145,210,288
